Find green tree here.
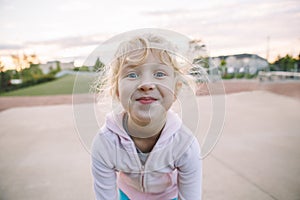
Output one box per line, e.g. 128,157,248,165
11,70,20,79
220,59,227,77
0,62,11,91
49,61,62,75
56,61,61,72
21,64,43,81
270,54,297,71
93,58,105,72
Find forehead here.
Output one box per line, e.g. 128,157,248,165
124,49,171,65
123,51,171,69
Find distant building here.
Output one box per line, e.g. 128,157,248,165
212,54,269,74
39,61,75,74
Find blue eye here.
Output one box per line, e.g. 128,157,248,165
126,72,138,78
154,71,166,78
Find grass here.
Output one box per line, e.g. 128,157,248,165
0,74,96,96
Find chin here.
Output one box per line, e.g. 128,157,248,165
132,108,167,125
131,111,152,126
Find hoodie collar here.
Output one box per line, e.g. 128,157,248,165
105,110,182,144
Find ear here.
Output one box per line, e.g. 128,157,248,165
115,82,120,99
116,88,120,99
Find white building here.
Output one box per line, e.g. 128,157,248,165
212,54,269,74
39,61,75,74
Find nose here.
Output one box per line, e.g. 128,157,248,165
138,82,156,91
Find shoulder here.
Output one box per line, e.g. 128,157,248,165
172,122,197,146
147,124,200,170
158,111,199,158
92,111,127,155
91,127,118,161
174,124,200,157
174,130,201,168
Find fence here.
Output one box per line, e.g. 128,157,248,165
258,71,300,81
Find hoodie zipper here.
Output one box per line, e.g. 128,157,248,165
141,165,145,192
123,113,147,192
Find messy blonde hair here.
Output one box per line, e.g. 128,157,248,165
94,34,188,100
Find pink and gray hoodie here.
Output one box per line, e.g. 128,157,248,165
91,110,202,200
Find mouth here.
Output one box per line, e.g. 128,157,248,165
136,96,158,104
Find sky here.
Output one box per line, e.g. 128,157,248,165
0,0,299,69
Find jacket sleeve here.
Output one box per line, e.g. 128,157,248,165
91,134,118,200
176,139,202,200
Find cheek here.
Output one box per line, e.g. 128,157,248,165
118,81,134,104
161,85,176,102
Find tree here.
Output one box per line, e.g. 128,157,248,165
188,39,207,62
0,61,11,91
11,53,39,72
48,61,62,75
21,63,43,82
270,54,297,71
56,61,61,72
220,59,227,77
93,58,105,72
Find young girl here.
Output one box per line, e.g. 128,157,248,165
91,33,202,200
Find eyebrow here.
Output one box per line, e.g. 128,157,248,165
120,64,137,76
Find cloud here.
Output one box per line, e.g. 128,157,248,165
0,33,110,65
0,0,299,63
0,32,108,52
58,0,92,12
139,0,300,60
26,35,101,49
0,44,23,50
143,9,191,16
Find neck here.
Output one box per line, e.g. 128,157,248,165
126,112,166,139
124,113,166,153
130,132,161,153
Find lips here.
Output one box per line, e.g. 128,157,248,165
136,96,157,104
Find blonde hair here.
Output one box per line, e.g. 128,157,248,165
93,34,188,100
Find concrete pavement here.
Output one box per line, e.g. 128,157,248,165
202,91,300,200
0,91,299,200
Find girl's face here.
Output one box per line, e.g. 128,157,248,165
117,51,179,126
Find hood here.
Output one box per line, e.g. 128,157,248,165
105,110,183,145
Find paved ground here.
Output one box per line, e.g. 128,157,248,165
0,81,300,200
202,91,300,200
